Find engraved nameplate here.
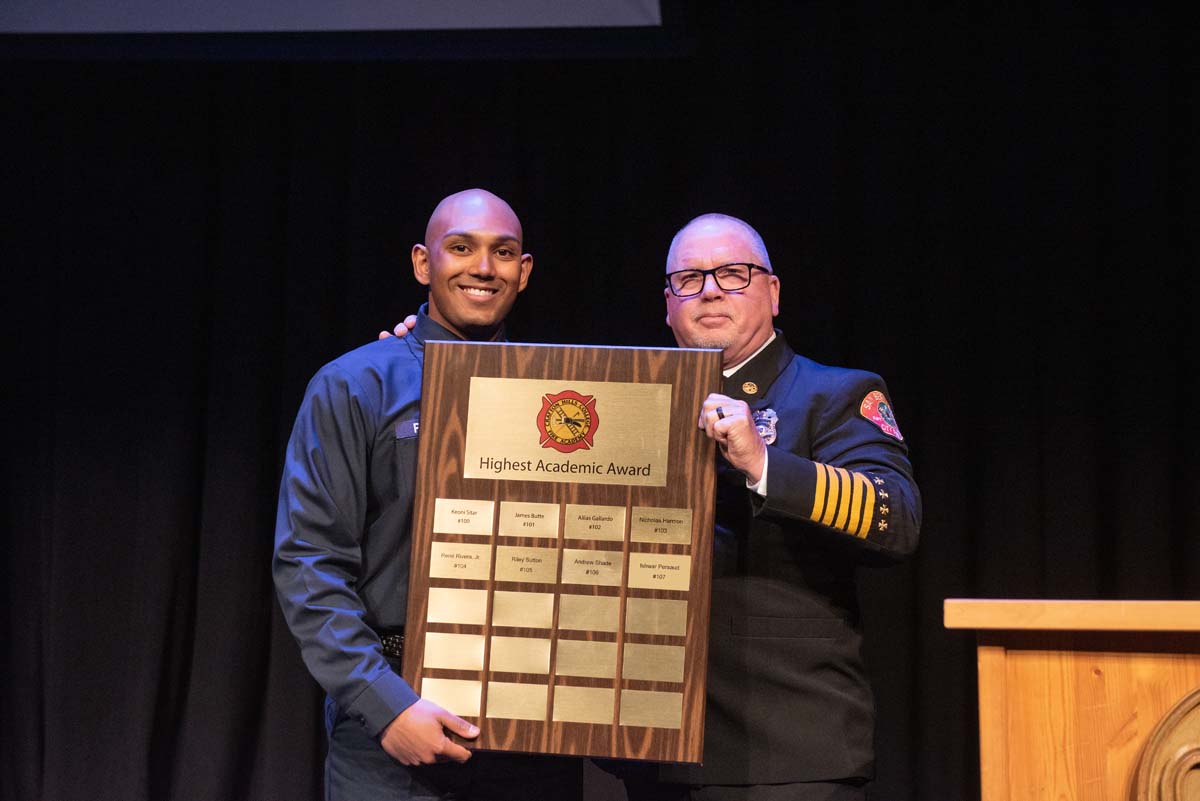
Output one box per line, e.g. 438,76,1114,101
433,498,495,536
498,501,560,539
494,545,559,584
429,542,493,581
627,553,692,591
560,548,623,587
563,504,626,541
630,506,692,545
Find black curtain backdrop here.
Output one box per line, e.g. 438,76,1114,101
3,4,1197,800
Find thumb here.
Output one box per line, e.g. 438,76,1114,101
439,712,480,739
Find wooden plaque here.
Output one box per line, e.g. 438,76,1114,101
403,342,721,763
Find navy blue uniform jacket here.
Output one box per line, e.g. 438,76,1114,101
660,332,921,785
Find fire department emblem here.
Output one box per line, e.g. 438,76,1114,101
859,390,903,441
538,390,599,453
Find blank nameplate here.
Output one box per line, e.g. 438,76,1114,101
433,498,495,536
619,690,683,729
563,504,626,541
560,548,623,587
498,501,560,539
486,681,548,721
627,553,692,591
422,678,481,717
558,594,619,632
429,541,493,581
553,685,615,725
494,546,559,583
490,636,551,674
424,632,485,671
555,639,617,679
629,506,692,544
427,588,488,625
491,591,554,629
622,643,685,682
625,598,688,636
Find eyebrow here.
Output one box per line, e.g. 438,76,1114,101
441,229,520,244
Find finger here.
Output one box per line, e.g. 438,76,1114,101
378,330,393,340
439,738,473,763
440,713,480,739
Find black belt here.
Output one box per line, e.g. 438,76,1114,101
375,627,405,661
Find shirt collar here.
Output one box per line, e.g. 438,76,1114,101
722,332,777,377
411,302,508,345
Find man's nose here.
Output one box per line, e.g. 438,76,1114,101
699,272,723,298
473,252,495,276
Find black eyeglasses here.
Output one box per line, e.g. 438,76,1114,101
664,263,772,297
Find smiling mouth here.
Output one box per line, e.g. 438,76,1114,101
460,286,498,297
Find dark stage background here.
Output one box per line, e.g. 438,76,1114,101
3,4,1197,800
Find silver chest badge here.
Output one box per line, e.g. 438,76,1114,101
752,408,778,445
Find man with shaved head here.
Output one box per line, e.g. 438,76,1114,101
274,190,579,800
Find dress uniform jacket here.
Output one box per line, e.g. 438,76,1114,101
660,332,921,786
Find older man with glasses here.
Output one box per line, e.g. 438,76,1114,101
620,212,920,801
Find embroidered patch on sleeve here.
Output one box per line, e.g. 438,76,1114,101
859,391,904,441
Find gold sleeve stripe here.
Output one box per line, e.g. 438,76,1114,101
832,467,854,531
847,472,867,536
820,464,841,527
811,462,829,522
857,478,876,538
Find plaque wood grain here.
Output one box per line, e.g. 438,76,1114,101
403,342,719,763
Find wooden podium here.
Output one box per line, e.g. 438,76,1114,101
945,600,1200,801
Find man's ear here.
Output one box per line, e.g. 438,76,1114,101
664,287,671,326
412,244,431,286
516,253,533,292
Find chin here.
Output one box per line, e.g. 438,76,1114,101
686,333,734,351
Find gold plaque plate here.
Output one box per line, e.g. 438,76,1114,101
497,501,560,539
627,553,692,591
421,678,481,718
486,681,548,721
427,587,488,625
463,377,672,487
625,598,688,636
553,685,615,725
558,594,620,632
563,504,627,541
494,545,559,584
555,639,618,679
490,636,551,674
630,506,692,544
433,498,496,536
622,643,685,683
423,632,485,671
619,690,683,729
429,542,493,581
491,590,555,629
560,548,623,587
